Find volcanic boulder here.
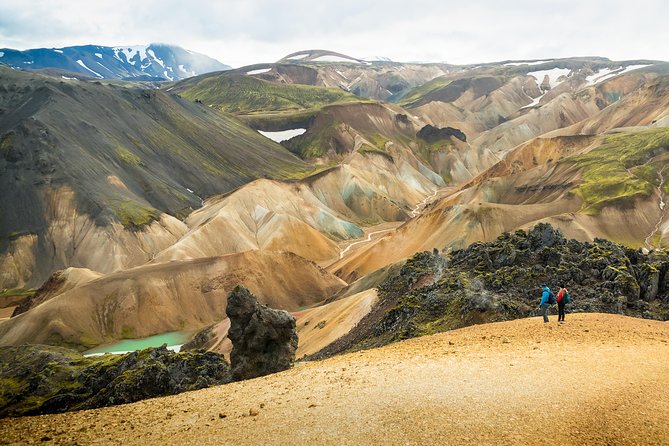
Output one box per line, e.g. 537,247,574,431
227,286,298,381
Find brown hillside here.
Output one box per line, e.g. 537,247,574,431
0,250,345,350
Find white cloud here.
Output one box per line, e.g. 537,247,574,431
0,0,667,68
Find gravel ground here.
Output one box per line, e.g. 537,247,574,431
2,313,668,445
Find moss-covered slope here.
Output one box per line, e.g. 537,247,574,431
171,73,361,115
0,344,231,418
569,128,669,214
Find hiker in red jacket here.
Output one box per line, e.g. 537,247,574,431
556,286,570,322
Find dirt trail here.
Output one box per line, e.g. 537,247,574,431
338,228,396,259
3,313,669,445
645,165,667,249
337,186,455,262
410,188,440,218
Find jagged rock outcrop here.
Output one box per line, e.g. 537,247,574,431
227,286,298,381
0,345,231,418
417,124,467,143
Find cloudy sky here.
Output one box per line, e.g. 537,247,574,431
1,0,667,67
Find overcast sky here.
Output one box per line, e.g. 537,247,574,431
1,0,667,67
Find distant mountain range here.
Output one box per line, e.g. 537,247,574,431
0,43,230,81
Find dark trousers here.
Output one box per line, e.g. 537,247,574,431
558,302,566,321
540,304,549,322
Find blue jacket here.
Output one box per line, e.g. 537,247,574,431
540,287,551,305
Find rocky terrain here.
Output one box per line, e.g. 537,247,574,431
314,224,669,357
0,344,231,418
2,313,668,445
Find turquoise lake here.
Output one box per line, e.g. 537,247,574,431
84,330,193,356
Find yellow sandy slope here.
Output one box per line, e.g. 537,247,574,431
3,313,668,445
293,289,378,358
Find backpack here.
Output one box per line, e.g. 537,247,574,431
548,291,556,305
564,291,571,304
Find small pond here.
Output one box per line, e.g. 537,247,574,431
83,330,193,356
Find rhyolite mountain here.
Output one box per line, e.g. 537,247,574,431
210,49,452,102
0,43,230,81
0,65,310,289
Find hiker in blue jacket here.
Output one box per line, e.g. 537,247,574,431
539,285,554,323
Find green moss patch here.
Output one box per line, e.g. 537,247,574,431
569,128,669,214
114,146,141,166
108,199,160,230
179,74,360,115
0,132,15,153
399,77,452,106
0,288,35,299
0,344,231,417
327,224,669,358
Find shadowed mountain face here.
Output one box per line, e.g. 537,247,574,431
0,67,309,288
0,44,230,81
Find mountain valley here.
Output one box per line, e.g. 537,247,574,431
1,45,669,442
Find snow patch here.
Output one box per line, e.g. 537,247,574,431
76,59,103,78
520,93,546,109
113,45,148,66
362,56,392,62
148,49,164,67
178,64,196,76
94,53,102,59
61,76,77,80
312,55,360,63
258,128,307,142
585,64,651,86
505,60,552,66
526,68,571,89
335,69,348,80
287,53,308,60
247,68,272,75
53,49,63,54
